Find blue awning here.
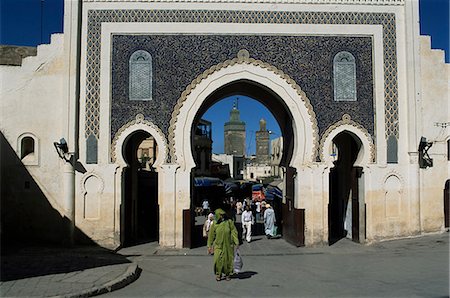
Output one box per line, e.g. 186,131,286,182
264,186,282,200
251,184,264,191
193,177,224,187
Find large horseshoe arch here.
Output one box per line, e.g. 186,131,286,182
169,50,319,247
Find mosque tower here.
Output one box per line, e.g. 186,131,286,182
224,99,246,156
255,118,270,164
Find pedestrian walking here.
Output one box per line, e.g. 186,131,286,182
236,201,243,215
255,201,261,221
241,206,254,243
264,204,276,238
207,208,239,281
202,198,210,216
203,213,214,238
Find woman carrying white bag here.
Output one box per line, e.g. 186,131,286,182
233,247,243,274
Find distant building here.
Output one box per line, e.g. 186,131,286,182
210,160,231,180
270,136,283,178
244,164,272,182
224,100,245,156
255,118,270,164
212,153,244,180
193,119,212,176
137,136,158,171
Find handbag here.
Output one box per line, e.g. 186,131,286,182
233,247,243,273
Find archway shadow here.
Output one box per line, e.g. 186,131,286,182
0,132,131,281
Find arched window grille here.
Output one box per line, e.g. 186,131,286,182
333,51,357,102
129,50,152,101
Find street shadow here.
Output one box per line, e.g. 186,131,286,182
0,132,131,281
0,245,132,282
232,271,258,279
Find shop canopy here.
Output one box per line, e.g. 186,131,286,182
193,177,224,187
264,185,283,200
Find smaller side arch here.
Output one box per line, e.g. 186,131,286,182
80,171,105,220
320,114,375,167
17,132,39,166
111,114,168,169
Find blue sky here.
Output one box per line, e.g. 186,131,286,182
202,96,281,155
1,0,448,154
0,0,64,46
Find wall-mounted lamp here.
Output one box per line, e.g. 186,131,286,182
53,138,72,163
418,136,433,169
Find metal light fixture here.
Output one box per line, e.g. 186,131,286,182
418,136,433,169
53,138,72,162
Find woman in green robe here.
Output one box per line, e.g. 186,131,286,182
207,208,239,281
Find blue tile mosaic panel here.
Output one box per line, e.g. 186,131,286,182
85,9,398,162
111,35,374,143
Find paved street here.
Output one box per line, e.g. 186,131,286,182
102,232,449,298
0,245,139,297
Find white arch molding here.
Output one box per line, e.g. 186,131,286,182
320,114,375,167
111,114,168,170
170,50,319,171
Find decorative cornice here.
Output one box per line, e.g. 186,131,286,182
83,0,404,5
111,113,168,163
168,49,320,163
319,114,375,162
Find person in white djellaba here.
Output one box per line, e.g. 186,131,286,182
264,204,276,238
241,205,254,243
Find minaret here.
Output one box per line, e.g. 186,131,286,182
255,118,270,164
224,99,246,156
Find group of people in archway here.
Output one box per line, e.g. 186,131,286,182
203,198,279,245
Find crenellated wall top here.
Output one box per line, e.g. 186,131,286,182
82,0,404,5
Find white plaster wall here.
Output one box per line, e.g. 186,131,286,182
418,36,449,232
0,34,68,217
75,165,119,248
71,1,448,248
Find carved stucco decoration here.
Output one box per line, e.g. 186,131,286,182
80,171,105,195
168,49,320,163
111,113,168,163
382,170,405,189
319,113,375,163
